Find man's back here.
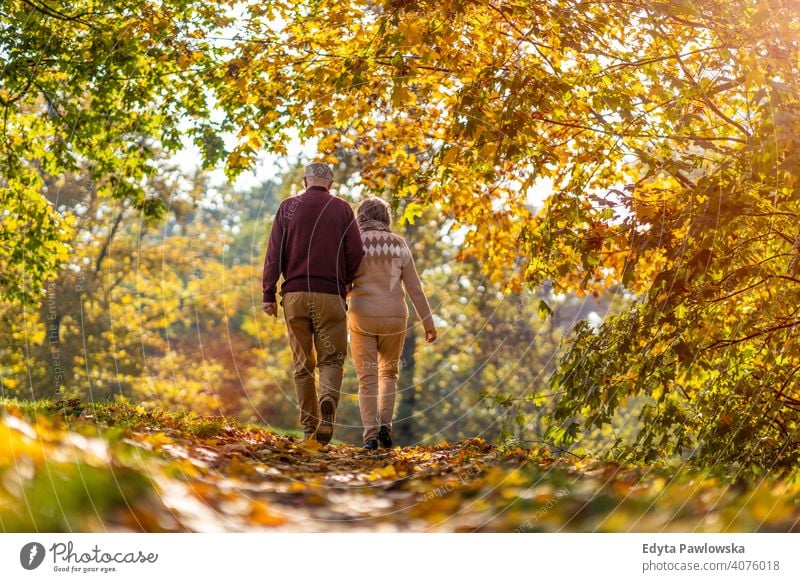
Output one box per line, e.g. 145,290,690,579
262,186,363,303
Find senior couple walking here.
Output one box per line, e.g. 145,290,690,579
261,162,436,450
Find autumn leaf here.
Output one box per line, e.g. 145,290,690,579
3,400,799,532
400,202,424,225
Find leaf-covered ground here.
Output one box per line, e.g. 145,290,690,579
1,399,798,532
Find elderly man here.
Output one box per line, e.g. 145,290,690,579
262,163,364,444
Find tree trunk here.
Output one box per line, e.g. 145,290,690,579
395,326,417,445
394,215,422,445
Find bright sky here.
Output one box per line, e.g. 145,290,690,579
171,128,314,194
171,130,554,211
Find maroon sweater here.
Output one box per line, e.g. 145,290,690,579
262,186,364,303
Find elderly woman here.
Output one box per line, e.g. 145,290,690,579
348,197,437,450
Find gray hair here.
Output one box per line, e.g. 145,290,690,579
304,162,334,180
357,197,391,227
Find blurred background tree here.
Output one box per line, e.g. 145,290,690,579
1,146,613,446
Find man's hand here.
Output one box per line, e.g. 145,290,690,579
262,302,278,317
425,329,437,343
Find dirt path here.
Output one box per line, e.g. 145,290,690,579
1,400,798,532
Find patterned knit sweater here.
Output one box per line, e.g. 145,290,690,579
347,229,435,331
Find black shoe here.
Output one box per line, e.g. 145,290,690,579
364,439,378,451
378,425,393,449
316,398,335,445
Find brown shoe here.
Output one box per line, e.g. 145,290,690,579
316,398,336,445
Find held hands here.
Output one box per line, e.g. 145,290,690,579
425,328,437,343
262,302,278,317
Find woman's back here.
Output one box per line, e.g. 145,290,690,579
349,229,433,329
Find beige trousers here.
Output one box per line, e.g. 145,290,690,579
349,313,407,443
282,292,348,436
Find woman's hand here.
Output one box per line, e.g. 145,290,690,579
425,329,437,343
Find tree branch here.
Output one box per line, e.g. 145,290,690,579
705,319,800,350
94,209,125,275
20,0,99,27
